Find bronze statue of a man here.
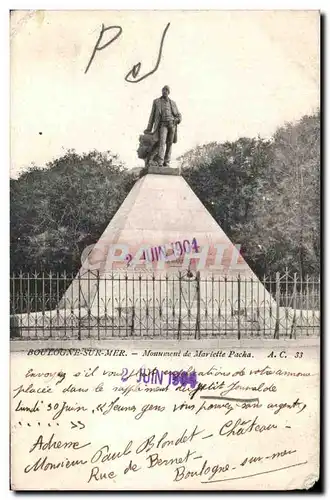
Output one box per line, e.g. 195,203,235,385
144,85,182,167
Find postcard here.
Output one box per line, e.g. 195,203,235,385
10,10,320,491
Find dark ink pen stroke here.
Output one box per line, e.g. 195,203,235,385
85,24,123,74
124,22,170,83
200,396,260,404
201,461,308,484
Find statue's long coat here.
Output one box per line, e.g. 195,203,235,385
146,98,182,143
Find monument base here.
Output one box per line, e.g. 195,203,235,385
147,166,180,175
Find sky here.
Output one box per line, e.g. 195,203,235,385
10,10,320,177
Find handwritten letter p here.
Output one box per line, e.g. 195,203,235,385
85,24,123,74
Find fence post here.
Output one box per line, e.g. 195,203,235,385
71,271,75,338
306,274,310,336
33,271,38,338
274,272,280,339
237,274,241,340
56,272,59,332
177,271,182,340
224,276,227,333
41,272,45,335
290,273,297,340
318,274,320,336
285,269,289,334
97,270,100,341
262,275,267,338
10,273,21,339
195,271,201,340
49,271,52,338
78,270,81,341
63,270,67,337
18,271,23,331
130,275,135,337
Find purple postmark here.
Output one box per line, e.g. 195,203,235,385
121,368,198,388
125,237,199,265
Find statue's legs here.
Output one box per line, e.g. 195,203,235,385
158,124,175,166
164,127,175,166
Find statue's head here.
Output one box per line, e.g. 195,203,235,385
162,85,170,98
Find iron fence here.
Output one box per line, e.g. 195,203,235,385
10,270,320,340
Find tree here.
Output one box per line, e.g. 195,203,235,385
179,137,274,273
241,112,320,276
179,112,320,277
10,150,135,273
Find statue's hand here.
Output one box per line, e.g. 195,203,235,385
144,129,151,134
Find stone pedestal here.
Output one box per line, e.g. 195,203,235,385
60,172,276,320
147,166,180,175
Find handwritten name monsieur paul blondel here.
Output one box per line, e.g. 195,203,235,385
21,413,304,485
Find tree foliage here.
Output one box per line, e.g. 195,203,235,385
10,150,135,272
180,111,320,277
180,137,273,240
239,113,320,277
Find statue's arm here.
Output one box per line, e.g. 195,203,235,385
145,101,156,132
173,101,182,124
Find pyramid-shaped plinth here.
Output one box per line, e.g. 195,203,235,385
60,173,275,336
